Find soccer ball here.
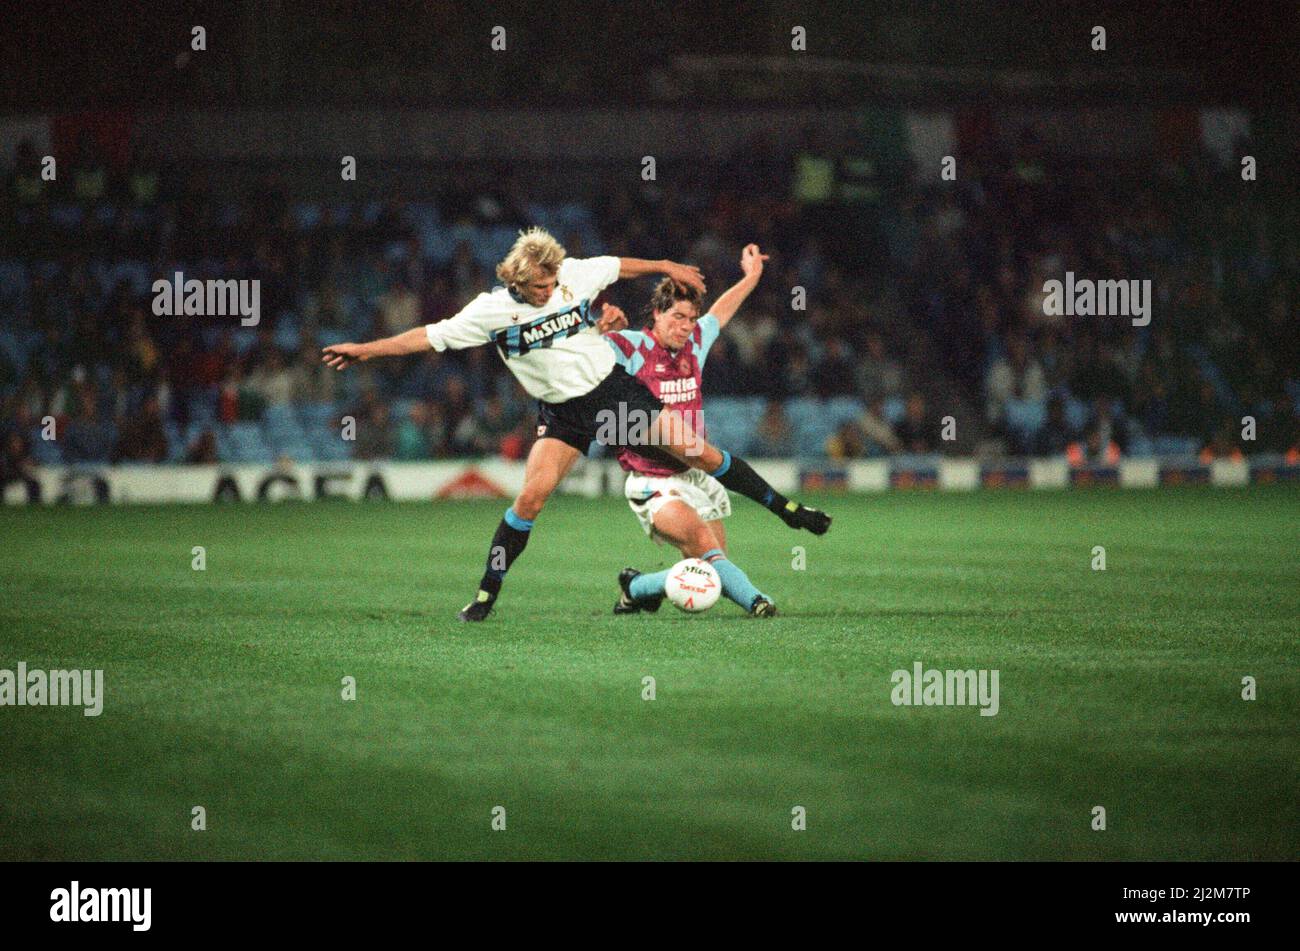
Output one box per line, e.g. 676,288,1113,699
664,558,721,613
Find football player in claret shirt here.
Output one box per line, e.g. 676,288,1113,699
323,228,830,622
605,244,781,617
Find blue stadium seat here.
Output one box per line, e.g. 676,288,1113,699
419,223,456,264
1152,435,1199,456
291,202,322,230
50,204,84,229
164,421,186,462
1004,399,1047,437
298,403,340,429
786,398,836,456
186,393,218,427
1064,397,1090,432
29,429,62,464
0,260,28,309
227,422,274,463
273,317,302,352
882,396,906,426
826,396,866,428
1126,434,1155,457
231,329,259,356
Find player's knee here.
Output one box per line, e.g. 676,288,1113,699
513,488,547,521
686,443,723,472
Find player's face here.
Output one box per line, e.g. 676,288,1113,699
519,269,558,307
653,302,699,350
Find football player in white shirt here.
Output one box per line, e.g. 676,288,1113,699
323,227,830,621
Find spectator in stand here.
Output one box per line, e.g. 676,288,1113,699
1,426,40,502
63,390,114,463
455,395,518,457
825,422,866,460
813,338,858,399
1030,394,1075,458
441,376,475,455
245,348,295,408
895,392,937,454
395,402,431,460
1067,420,1122,466
986,335,1047,431
186,428,218,464
855,331,905,403
857,397,902,456
289,337,339,405
377,276,421,339
353,400,396,460
1199,420,1245,463
754,399,793,457
113,395,168,463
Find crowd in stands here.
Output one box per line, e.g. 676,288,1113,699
2,122,1297,482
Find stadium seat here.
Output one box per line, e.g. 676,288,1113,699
1064,397,1090,432
227,422,274,463
298,402,339,425
1127,433,1155,457
0,260,29,309
50,204,84,229
29,428,62,464
291,202,323,230
1004,399,1047,438
1152,435,1199,456
273,316,302,352
93,203,119,227
786,398,836,456
231,329,259,356
186,392,218,427
826,396,867,428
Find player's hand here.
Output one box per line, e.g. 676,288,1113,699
321,342,370,370
595,302,628,333
664,261,706,295
739,243,769,279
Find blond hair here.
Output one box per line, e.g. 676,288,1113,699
496,227,566,289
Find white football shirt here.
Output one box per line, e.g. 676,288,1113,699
424,255,621,403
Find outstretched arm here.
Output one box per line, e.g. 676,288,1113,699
708,243,768,329
618,257,706,294
321,327,430,371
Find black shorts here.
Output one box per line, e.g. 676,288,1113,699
535,368,666,454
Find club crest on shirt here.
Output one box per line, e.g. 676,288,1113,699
561,285,573,302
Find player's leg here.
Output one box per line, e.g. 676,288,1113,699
647,407,831,535
624,500,775,617
458,436,581,621
705,518,727,555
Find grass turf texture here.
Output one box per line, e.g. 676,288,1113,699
0,486,1296,861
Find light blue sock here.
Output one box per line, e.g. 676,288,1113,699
630,569,670,600
701,548,768,611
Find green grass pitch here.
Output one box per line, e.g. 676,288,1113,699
1,486,1296,860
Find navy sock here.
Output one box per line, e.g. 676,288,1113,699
708,451,794,516
476,507,533,599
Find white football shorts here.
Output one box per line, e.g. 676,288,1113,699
624,468,732,540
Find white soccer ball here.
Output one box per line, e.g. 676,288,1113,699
664,558,722,613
